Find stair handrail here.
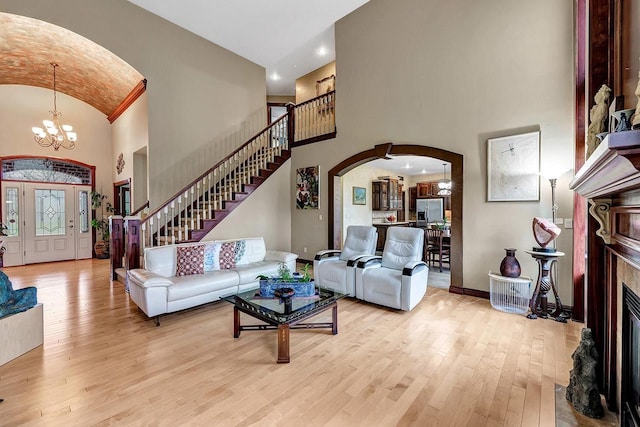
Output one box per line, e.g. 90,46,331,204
144,114,289,222
295,90,335,108
130,200,149,217
143,90,335,222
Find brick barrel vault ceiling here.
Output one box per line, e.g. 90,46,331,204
0,12,144,117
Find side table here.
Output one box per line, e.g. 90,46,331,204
525,250,568,322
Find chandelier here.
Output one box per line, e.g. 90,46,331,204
437,163,451,196
32,63,77,151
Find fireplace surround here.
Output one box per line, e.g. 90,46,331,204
623,284,640,426
570,129,640,420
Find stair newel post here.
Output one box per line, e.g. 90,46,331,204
109,215,124,280
286,102,295,147
124,215,141,270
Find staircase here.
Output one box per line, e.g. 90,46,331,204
112,91,335,277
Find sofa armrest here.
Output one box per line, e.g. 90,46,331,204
314,249,341,261
128,269,174,288
265,250,298,263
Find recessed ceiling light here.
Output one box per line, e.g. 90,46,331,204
404,164,411,169
317,47,328,56
421,169,426,174
270,72,281,81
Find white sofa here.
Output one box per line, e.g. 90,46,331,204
127,238,297,325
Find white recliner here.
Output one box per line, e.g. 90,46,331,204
313,225,378,296
355,227,428,311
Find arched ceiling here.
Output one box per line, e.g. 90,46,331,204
0,12,144,118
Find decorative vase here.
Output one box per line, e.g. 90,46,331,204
499,248,521,278
94,240,110,259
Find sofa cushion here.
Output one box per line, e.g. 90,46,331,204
167,270,239,302
233,260,282,284
234,240,248,265
216,238,266,264
144,245,177,277
203,242,221,272
219,241,237,269
176,245,205,276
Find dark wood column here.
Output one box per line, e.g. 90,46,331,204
581,0,616,392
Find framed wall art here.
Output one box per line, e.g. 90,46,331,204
296,166,320,209
352,186,366,205
487,131,540,202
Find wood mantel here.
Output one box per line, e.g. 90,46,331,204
569,128,640,412
570,129,640,198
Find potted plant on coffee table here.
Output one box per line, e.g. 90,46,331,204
90,190,114,259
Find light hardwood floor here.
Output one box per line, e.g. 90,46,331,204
0,259,582,426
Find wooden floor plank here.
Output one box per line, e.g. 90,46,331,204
0,260,585,426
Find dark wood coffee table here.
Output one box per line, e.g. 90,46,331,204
221,287,346,363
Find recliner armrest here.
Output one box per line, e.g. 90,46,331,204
265,250,298,263
346,254,373,267
314,249,341,261
357,255,382,269
128,269,174,288
402,261,428,276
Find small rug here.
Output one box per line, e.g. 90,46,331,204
555,384,618,427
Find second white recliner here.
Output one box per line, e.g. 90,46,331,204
355,226,428,311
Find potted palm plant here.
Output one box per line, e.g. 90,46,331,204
90,190,114,259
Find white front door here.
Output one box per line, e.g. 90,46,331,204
24,183,76,264
1,182,93,265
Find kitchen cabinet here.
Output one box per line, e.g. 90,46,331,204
397,191,405,221
409,187,417,211
372,181,388,211
373,179,402,211
388,179,398,210
416,182,437,198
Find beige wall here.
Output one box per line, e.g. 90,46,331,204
111,93,149,209
1,0,267,207
290,0,575,300
296,62,336,104
0,85,113,197
267,96,295,104
203,163,292,252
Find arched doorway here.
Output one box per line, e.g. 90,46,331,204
327,142,464,292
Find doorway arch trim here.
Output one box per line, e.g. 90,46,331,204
327,142,464,292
